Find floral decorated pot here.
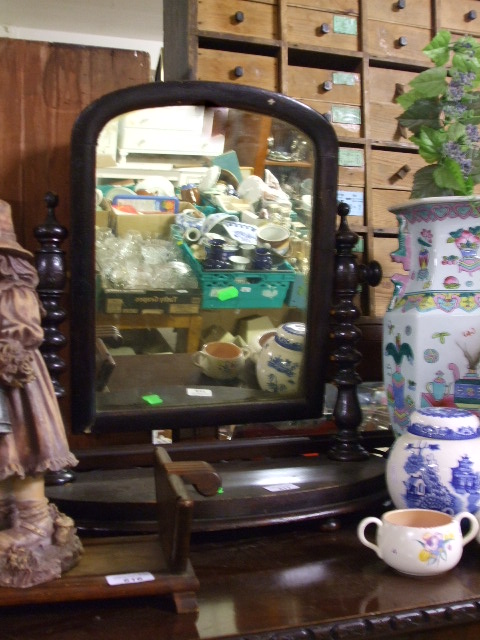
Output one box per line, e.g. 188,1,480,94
256,322,305,394
382,196,480,436
386,407,480,515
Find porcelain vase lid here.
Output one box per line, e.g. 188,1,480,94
408,407,480,440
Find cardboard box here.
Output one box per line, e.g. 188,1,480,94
109,209,175,239
99,278,201,315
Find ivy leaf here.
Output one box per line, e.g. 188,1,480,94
397,99,442,135
411,166,448,199
452,50,480,74
469,153,480,184
447,122,466,142
433,157,471,195
414,127,446,163
423,30,451,66
408,67,448,98
396,90,420,110
463,95,480,124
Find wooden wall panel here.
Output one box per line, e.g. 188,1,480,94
0,38,150,443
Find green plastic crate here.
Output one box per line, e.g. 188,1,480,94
182,244,295,309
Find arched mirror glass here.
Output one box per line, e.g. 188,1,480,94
70,81,338,434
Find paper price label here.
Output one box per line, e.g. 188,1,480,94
264,483,300,492
187,388,213,397
332,72,357,86
106,572,155,586
337,190,364,217
333,15,358,36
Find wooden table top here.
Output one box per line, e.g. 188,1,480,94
3,515,480,639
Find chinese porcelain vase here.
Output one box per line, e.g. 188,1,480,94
382,197,480,436
386,407,480,516
256,322,305,395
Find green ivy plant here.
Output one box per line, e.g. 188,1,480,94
397,30,480,199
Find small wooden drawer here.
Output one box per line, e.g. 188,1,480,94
371,149,427,192
368,67,418,142
288,0,359,12
371,188,408,230
287,68,361,105
198,0,279,41
338,147,365,187
288,67,362,138
197,49,278,91
304,99,362,138
371,236,407,318
287,7,360,52
367,0,431,28
438,1,480,37
367,20,432,63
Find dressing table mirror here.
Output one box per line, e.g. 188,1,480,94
70,81,339,436
64,81,387,536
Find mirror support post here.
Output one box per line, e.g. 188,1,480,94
328,203,371,461
35,192,74,486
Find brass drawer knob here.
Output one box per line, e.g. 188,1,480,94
234,11,245,23
234,66,244,78
398,36,408,47
322,80,333,91
319,23,330,34
467,10,477,21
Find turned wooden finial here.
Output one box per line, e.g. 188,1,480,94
328,202,381,461
34,192,68,397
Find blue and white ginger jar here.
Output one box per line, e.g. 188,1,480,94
255,322,305,395
386,406,480,515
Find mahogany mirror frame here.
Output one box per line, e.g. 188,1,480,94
69,81,338,434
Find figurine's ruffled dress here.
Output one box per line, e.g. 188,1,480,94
0,253,78,480
0,200,82,588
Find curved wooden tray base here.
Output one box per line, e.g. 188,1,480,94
47,448,387,535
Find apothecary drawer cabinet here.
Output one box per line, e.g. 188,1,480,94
163,0,476,319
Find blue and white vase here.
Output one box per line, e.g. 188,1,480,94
255,322,305,395
382,196,480,436
386,407,480,515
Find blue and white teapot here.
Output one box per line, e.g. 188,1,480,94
255,322,305,395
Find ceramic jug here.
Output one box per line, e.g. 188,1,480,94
255,322,305,395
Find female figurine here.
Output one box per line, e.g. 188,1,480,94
0,200,82,587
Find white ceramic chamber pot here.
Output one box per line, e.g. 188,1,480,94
256,223,290,255
192,341,250,381
357,508,478,576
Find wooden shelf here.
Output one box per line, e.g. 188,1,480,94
0,535,199,612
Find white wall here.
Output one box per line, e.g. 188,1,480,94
0,0,164,72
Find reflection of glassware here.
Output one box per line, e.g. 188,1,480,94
323,382,390,431
96,230,198,290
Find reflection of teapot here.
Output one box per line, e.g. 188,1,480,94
256,322,305,395
175,209,205,232
426,370,451,401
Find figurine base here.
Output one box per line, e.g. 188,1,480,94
0,504,83,589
